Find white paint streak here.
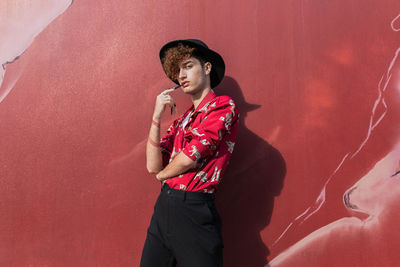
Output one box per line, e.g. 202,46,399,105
351,48,399,158
269,144,400,266
0,66,23,102
391,13,400,31
0,0,74,103
301,153,350,222
272,153,349,246
271,207,310,247
272,14,400,248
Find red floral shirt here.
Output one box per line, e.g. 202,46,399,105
160,90,239,193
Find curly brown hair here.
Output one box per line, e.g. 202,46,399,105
162,43,206,81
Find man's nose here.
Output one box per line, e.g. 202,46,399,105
178,68,186,80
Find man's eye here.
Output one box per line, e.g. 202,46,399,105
186,65,193,69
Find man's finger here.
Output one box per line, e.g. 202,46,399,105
163,88,176,94
165,99,175,106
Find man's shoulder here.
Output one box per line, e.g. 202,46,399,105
210,95,236,107
202,95,239,122
209,95,238,114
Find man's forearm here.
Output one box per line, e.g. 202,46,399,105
146,115,163,173
147,88,177,174
156,152,196,181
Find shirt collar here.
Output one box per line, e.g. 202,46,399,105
187,89,217,115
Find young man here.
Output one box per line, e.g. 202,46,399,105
140,39,239,267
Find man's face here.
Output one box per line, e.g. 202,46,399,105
177,57,211,95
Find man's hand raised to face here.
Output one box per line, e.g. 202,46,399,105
153,87,176,120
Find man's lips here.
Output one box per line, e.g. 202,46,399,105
181,81,189,87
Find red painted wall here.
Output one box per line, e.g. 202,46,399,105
1,1,400,266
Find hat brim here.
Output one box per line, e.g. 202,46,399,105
159,39,225,89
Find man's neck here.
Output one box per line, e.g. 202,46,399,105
191,87,211,110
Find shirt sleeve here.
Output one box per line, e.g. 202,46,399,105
159,120,177,167
182,97,239,162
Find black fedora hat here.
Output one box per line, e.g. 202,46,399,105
159,39,225,88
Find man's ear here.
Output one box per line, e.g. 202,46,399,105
204,62,212,75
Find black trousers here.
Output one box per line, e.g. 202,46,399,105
140,184,223,267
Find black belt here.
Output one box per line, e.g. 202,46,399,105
161,183,215,201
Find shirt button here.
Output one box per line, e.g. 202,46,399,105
167,190,171,195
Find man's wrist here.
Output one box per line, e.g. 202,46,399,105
148,137,159,147
152,113,161,122
156,171,165,181
151,119,160,128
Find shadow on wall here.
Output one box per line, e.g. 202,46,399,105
215,76,287,267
